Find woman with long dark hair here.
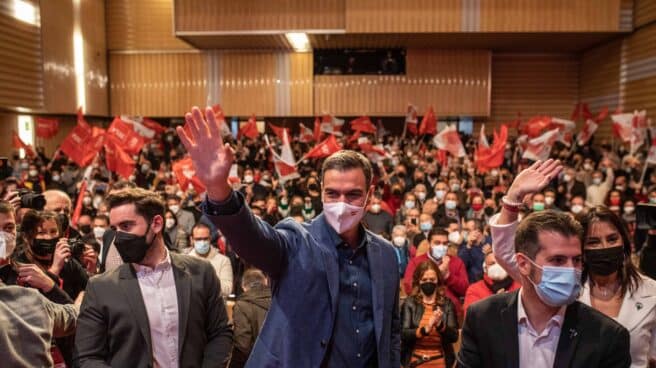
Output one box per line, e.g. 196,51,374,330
491,159,656,368
401,260,458,368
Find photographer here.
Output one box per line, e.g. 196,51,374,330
17,210,88,300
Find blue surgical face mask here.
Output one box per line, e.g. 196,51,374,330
523,255,581,307
194,240,211,255
420,222,433,232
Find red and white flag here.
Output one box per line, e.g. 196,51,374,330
350,116,377,134
432,125,465,157
321,114,345,136
577,119,599,146
550,117,576,146
104,139,135,179
266,131,300,183
172,156,206,193
228,164,240,185
419,106,437,136
267,122,290,141
478,124,489,149
36,117,59,139
358,137,388,163
298,123,314,143
305,135,342,159
106,117,146,156
476,125,508,173
12,131,36,158
522,128,560,161
238,114,259,139
404,104,418,136
120,115,157,140
211,104,233,137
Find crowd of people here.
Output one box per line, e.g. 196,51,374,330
0,105,655,367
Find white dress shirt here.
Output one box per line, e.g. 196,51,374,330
134,249,179,368
518,289,566,368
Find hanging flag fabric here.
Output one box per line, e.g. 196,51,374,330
60,121,98,166
12,131,36,158
71,180,87,229
476,125,508,172
404,104,418,136
305,135,342,159
577,119,599,146
106,117,146,156
239,114,259,139
350,116,377,134
522,128,560,161
419,106,437,135
267,123,290,141
36,117,59,139
321,114,345,136
104,139,135,179
172,156,206,193
432,125,465,157
298,123,314,143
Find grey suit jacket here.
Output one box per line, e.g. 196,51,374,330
74,252,233,367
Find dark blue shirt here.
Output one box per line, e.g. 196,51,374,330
324,225,377,368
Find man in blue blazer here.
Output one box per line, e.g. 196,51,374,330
178,106,401,368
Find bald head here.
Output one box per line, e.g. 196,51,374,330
44,190,72,215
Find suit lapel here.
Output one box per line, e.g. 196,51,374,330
366,235,384,345
312,215,339,314
171,254,191,355
119,264,152,352
553,303,580,368
616,276,656,332
500,291,520,368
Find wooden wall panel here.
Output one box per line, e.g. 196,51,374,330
480,0,623,32
314,50,490,116
621,23,656,116
489,54,579,130
109,52,208,117
634,0,656,28
0,113,18,157
107,0,191,51
0,0,43,111
218,53,277,116
289,53,313,116
579,39,622,112
174,0,345,33
345,0,461,33
81,0,108,115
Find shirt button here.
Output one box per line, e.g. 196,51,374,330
356,329,360,334
353,282,358,287
349,260,353,265
352,305,357,310
357,353,361,358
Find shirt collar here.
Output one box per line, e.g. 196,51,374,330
517,288,566,329
321,214,368,250
133,247,172,275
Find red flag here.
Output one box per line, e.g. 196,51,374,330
172,157,206,193
550,117,576,146
577,119,599,146
313,117,322,142
305,135,342,159
60,121,97,166
594,106,609,123
419,106,437,135
348,130,362,144
71,180,87,228
268,123,290,141
210,104,232,137
106,117,146,156
358,137,388,163
36,118,59,138
77,106,89,128
12,131,35,158
239,114,259,139
521,116,552,138
405,104,418,135
298,123,314,143
350,116,377,134
522,128,560,161
142,117,166,134
571,103,593,121
269,130,300,183
476,125,508,172
321,114,345,136
104,139,136,179
611,112,636,143
432,125,465,157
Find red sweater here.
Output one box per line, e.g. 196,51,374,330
463,275,521,316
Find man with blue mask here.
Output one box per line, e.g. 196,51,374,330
179,107,401,368
458,159,630,368
188,223,233,297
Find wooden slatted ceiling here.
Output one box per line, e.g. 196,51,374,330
634,0,656,28
579,39,622,109
489,53,579,131
345,0,461,32
0,0,43,111
622,23,656,115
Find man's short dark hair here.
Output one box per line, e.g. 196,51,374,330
105,188,166,223
515,210,583,259
191,223,211,238
93,214,109,226
321,150,373,186
0,200,14,216
429,228,449,240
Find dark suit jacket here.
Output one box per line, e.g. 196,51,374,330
74,252,233,367
456,290,631,368
204,194,401,368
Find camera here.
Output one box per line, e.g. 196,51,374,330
17,189,46,210
636,204,656,230
68,238,86,261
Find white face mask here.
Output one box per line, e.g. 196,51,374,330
592,177,602,185
165,218,176,229
392,236,406,247
0,231,16,260
624,206,635,214
323,201,366,234
571,204,583,214
169,205,180,214
544,197,555,206
93,226,106,239
435,190,446,201
405,200,415,209
448,231,461,244
243,175,254,184
563,174,572,182
416,192,426,201
487,263,508,281
445,200,457,210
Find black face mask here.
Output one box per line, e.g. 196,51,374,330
79,225,91,234
32,238,59,257
420,282,437,296
308,183,319,191
113,224,153,264
484,207,495,216
585,246,625,276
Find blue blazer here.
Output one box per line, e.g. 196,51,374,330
205,197,401,368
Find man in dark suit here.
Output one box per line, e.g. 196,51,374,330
178,107,401,368
74,187,232,367
457,161,630,368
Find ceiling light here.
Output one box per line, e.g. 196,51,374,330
285,33,310,52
